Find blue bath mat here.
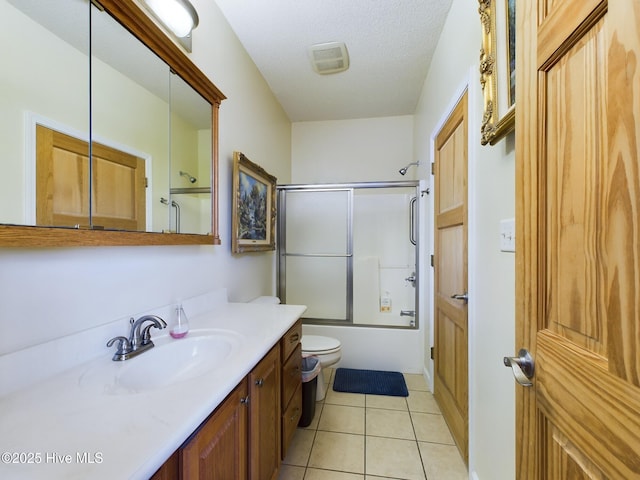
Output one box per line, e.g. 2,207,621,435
333,368,408,397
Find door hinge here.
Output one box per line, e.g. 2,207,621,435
145,177,149,188
430,347,434,359
431,162,435,175
430,254,434,267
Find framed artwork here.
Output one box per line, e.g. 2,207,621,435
231,151,277,253
479,0,516,146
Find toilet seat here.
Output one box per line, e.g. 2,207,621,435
302,335,341,355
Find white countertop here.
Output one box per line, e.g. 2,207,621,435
0,301,306,480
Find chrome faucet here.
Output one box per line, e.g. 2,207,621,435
106,315,167,361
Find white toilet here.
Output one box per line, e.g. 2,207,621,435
249,296,342,401
301,334,342,401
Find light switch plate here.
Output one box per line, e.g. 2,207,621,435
500,218,515,252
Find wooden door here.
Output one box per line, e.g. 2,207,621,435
249,344,281,480
516,0,640,477
181,380,248,480
36,125,146,230
36,125,90,227
433,91,468,463
91,141,146,231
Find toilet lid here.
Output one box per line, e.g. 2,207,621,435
302,335,341,353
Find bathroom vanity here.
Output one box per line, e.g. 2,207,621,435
152,320,302,479
0,296,305,479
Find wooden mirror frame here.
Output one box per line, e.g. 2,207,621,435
0,0,225,247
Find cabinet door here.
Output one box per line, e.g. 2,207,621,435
249,344,281,480
181,381,248,480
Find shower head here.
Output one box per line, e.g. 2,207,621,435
179,170,197,183
399,161,421,176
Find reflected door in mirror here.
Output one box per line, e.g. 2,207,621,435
36,125,146,230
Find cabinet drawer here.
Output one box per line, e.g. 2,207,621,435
281,382,302,459
281,343,302,410
281,320,302,361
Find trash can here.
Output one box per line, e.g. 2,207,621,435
298,355,321,427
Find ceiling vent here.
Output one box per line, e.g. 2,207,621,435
308,42,349,75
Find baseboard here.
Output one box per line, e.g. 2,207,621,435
423,365,433,392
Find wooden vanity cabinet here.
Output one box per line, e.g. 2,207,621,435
180,381,248,480
148,451,179,480
150,325,301,480
280,320,302,458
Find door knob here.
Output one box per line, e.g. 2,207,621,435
450,292,468,303
503,349,535,387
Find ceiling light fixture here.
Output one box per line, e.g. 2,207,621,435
143,0,199,52
308,42,350,75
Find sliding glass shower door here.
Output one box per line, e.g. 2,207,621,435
279,188,351,321
277,181,420,328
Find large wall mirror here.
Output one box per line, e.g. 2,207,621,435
0,0,224,246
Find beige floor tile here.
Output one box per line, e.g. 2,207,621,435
418,442,468,480
366,394,408,411
305,468,364,479
411,412,455,445
282,428,316,466
277,464,306,480
403,373,428,392
365,477,405,480
318,404,365,434
308,431,365,474
325,388,366,407
365,436,426,480
407,391,441,414
366,408,415,440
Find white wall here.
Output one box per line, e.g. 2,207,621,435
0,1,89,224
0,0,291,358
413,0,515,478
292,116,414,183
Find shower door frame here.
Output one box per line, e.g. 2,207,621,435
277,180,420,329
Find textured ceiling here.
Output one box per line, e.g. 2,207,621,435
213,0,453,122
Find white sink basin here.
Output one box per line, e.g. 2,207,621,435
80,329,243,394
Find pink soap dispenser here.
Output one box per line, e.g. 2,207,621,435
170,304,189,339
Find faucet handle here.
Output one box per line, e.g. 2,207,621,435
106,336,132,355
140,321,166,345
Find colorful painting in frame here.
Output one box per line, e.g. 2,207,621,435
231,151,277,253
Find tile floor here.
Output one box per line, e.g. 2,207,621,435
278,369,468,480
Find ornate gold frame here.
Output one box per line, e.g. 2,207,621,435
231,152,277,254
479,0,515,146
